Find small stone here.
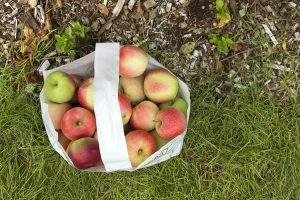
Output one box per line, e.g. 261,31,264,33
81,17,90,25
166,3,172,12
234,77,241,82
179,22,188,28
179,0,187,4
158,7,165,14
239,7,246,17
289,2,297,8
183,33,192,38
149,42,157,49
143,0,157,9
3,43,9,50
245,64,250,70
128,0,136,10
180,42,196,55
132,36,139,42
64,58,71,63
294,32,300,41
229,70,236,78
192,50,200,57
292,23,299,31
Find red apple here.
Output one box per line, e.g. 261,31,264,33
61,107,96,140
125,130,156,167
48,102,71,130
77,78,93,110
119,45,148,78
118,94,132,125
67,137,102,169
130,101,159,131
155,108,187,140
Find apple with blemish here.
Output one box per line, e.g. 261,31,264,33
130,101,159,131
44,71,75,103
48,102,71,129
118,94,132,125
155,108,187,140
67,137,102,169
144,69,179,103
61,107,96,140
120,75,146,104
77,78,94,110
125,130,156,167
119,45,148,78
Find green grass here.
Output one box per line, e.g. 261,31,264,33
0,65,299,200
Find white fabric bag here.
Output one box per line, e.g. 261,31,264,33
39,43,191,172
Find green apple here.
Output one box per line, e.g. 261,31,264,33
150,130,168,149
159,101,173,110
172,98,188,115
159,97,188,116
44,71,75,103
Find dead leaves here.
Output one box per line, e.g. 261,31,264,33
20,15,52,54
52,0,62,8
20,26,35,54
28,0,38,8
97,3,109,16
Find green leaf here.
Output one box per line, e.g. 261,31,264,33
208,33,234,55
64,27,73,38
70,21,89,38
55,34,75,54
54,21,89,55
214,0,231,28
215,0,224,11
180,42,196,55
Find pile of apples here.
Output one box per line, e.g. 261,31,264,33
44,45,188,169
